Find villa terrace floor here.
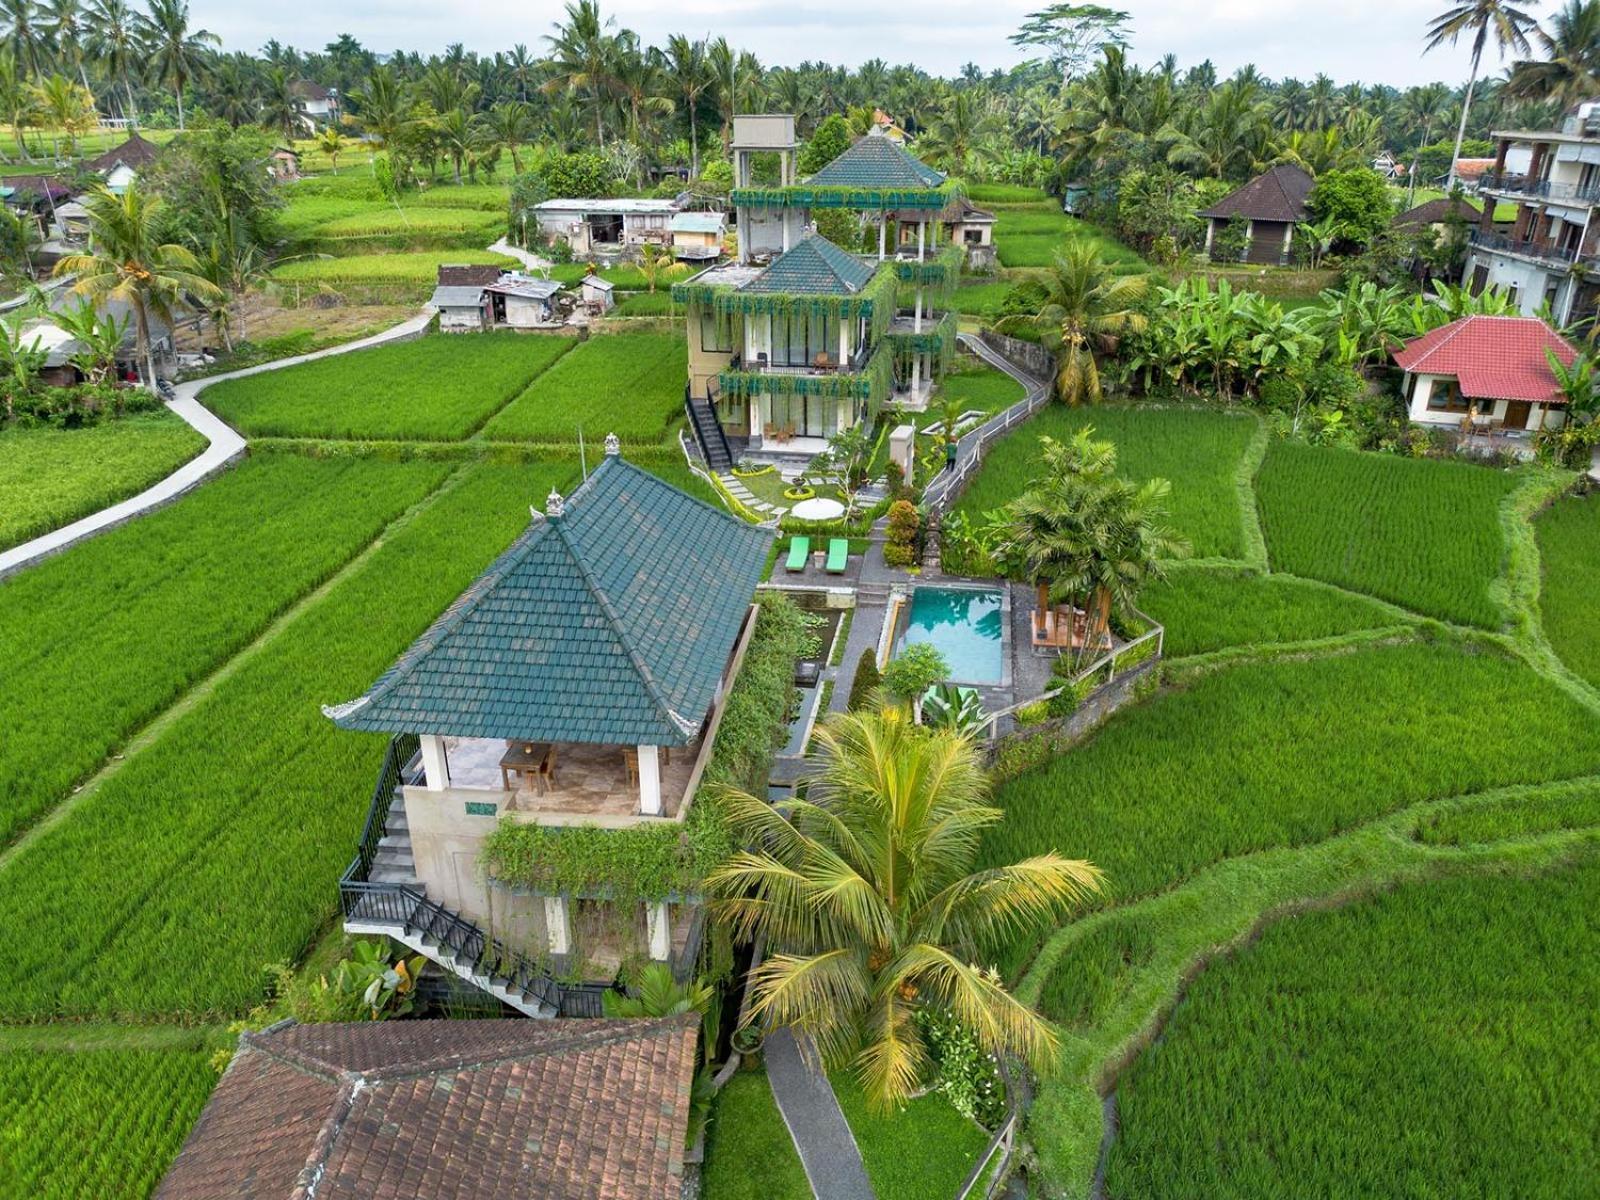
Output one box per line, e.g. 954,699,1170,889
443,736,698,820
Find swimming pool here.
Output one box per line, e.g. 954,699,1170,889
896,586,1006,685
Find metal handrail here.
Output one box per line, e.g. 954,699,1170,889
1476,172,1600,204
351,733,419,880
1469,229,1587,266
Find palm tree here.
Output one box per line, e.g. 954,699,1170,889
915,89,998,176
31,72,93,157
433,105,482,185
543,0,618,145
637,242,688,292
0,0,45,81
53,183,221,389
0,49,37,159
1506,0,1600,105
40,0,88,91
484,99,531,173
316,124,343,173
995,241,1148,406
708,706,1104,1111
347,65,411,147
256,66,299,144
84,0,140,122
995,430,1188,654
1425,0,1539,189
137,0,218,131
661,33,711,178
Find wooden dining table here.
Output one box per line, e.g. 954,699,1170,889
499,742,551,792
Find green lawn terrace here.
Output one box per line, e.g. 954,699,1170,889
331,446,773,1001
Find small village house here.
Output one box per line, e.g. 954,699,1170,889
532,197,680,257
428,265,565,331
896,197,996,270
326,442,770,1000
670,210,726,260
580,273,615,312
268,146,301,181
155,1017,699,1199
1200,163,1314,265
83,131,162,195
429,281,491,332
1394,314,1577,435
486,274,564,326
290,79,338,128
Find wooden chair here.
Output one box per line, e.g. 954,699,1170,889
538,746,558,793
623,748,639,788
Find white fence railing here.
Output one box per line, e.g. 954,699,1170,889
923,335,1049,514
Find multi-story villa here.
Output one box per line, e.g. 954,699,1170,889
1466,104,1600,326
675,115,967,466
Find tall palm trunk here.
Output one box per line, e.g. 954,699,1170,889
132,298,158,393
689,105,699,178
1445,44,1483,191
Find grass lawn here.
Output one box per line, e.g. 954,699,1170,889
953,406,1259,559
0,460,580,1019
979,641,1600,909
832,1074,991,1200
1103,854,1600,1199
202,332,575,440
1256,442,1520,627
938,361,1026,416
0,453,450,847
0,412,206,551
1537,492,1600,687
701,1071,810,1200
1139,565,1407,657
482,332,688,445
0,1029,224,1199
610,290,679,316
949,279,1011,317
993,207,1149,274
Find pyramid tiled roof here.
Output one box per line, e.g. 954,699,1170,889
806,132,945,190
1199,163,1314,222
84,132,161,173
1393,315,1578,404
326,451,771,745
743,233,877,295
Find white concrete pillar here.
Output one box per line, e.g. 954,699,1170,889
839,318,849,367
1204,220,1215,258
782,213,791,254
647,901,671,961
878,218,886,260
544,895,571,956
911,350,922,399
917,219,926,262
1281,223,1293,265
914,285,923,333
419,734,451,792
638,744,663,815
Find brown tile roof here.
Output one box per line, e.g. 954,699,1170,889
1200,163,1314,223
1392,195,1482,230
437,263,505,287
156,1016,699,1200
84,132,161,173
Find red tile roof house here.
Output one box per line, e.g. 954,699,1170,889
155,1015,699,1200
1394,314,1578,436
1199,163,1315,266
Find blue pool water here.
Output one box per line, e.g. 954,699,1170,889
898,587,1005,684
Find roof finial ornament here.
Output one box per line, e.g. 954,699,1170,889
546,487,565,519
604,432,621,456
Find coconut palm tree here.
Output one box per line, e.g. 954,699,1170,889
84,0,141,123
316,124,344,173
256,66,300,144
661,33,711,178
543,0,618,145
484,99,531,174
31,72,93,157
0,0,45,82
0,49,37,160
995,240,1148,406
709,706,1104,1111
347,65,411,148
1506,0,1600,106
1425,0,1540,189
137,0,218,131
40,0,89,92
54,183,220,389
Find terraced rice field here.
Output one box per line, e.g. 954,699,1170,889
1103,856,1600,1198
1256,442,1518,627
0,412,206,551
202,332,575,440
952,405,1259,558
483,332,688,444
979,641,1600,905
0,453,450,845
1537,492,1600,687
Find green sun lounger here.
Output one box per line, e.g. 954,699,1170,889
785,536,811,571
825,538,849,574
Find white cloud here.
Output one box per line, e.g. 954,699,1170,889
206,0,1484,87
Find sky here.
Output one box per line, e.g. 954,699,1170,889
208,0,1491,90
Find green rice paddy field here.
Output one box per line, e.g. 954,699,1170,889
0,412,206,552
482,332,687,444
1537,491,1600,687
202,332,576,440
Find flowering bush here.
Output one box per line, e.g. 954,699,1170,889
917,1005,1007,1127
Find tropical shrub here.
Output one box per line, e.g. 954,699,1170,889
883,498,920,566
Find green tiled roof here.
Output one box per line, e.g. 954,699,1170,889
326,454,772,746
743,234,876,296
807,134,945,190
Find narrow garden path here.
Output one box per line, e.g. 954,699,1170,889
0,308,433,578
488,237,552,272
765,1029,877,1200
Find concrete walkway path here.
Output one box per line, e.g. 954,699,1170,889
765,1028,876,1200
0,308,433,579
488,237,552,272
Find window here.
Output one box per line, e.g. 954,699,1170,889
699,311,733,354
1425,378,1472,413
770,310,838,367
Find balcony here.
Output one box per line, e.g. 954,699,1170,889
1469,229,1596,271
1475,171,1600,206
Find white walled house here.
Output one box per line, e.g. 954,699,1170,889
1394,315,1578,435
532,198,679,257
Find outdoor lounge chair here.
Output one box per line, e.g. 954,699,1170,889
786,537,811,571
825,538,848,574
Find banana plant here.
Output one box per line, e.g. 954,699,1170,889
921,683,989,737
